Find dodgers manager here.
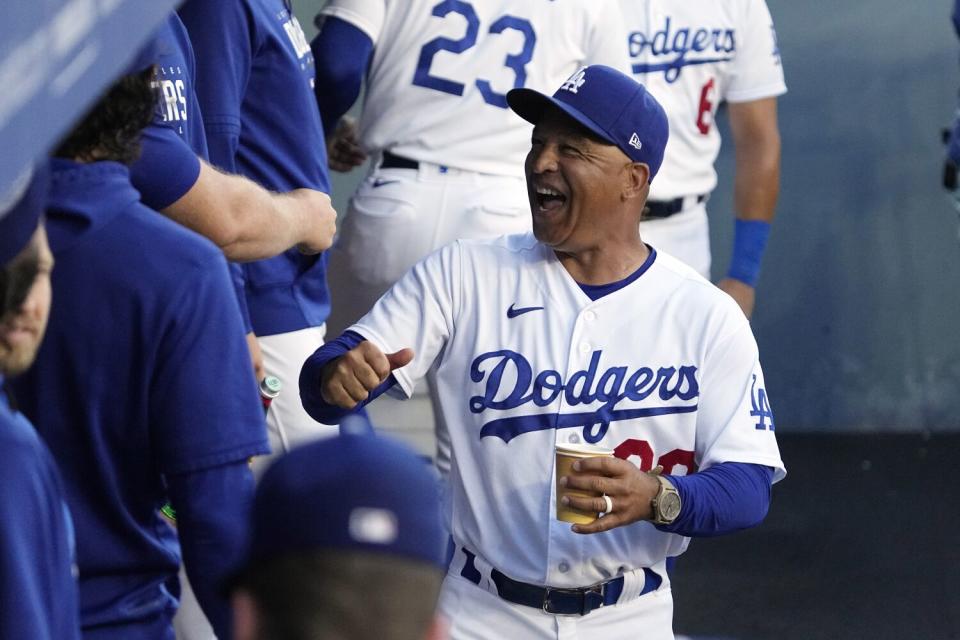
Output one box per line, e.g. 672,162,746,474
301,65,785,639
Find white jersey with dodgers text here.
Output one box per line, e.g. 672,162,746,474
321,0,631,177
349,233,786,587
621,0,787,200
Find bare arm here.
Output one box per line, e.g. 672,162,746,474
161,160,337,262
718,97,781,317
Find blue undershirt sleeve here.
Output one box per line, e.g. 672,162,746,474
300,330,397,424
167,461,255,640
658,462,774,537
311,16,373,135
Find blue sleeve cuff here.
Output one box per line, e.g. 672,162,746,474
311,16,373,134
727,219,771,287
299,330,397,424
658,462,774,538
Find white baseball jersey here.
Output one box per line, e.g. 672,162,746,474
622,0,786,200
349,233,786,589
320,0,631,177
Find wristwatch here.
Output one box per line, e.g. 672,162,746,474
649,473,682,525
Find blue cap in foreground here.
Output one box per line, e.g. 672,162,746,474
507,65,669,181
0,162,49,265
245,425,445,571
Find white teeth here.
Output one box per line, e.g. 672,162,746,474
536,187,563,196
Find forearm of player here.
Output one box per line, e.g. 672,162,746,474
163,161,336,262
168,461,256,640
725,98,781,290
660,462,774,537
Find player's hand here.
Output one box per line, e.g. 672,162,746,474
560,456,661,534
327,116,367,173
320,341,414,408
718,277,755,319
292,189,338,254
245,332,266,382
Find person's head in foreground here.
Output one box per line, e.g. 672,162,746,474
230,416,448,640
0,164,53,377
507,64,668,255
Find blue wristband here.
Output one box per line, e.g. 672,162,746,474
727,219,771,287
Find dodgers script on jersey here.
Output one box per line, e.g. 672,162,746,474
622,0,786,200
348,233,786,587
320,0,630,176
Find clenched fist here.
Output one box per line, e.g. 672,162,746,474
320,341,414,408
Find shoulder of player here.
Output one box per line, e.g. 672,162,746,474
649,250,747,317
0,411,53,484
89,202,229,289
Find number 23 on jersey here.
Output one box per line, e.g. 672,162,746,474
413,0,537,108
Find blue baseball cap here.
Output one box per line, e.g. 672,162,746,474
0,162,49,266
241,418,446,574
507,65,669,181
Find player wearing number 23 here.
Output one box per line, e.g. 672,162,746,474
301,66,785,639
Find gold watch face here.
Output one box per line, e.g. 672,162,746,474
660,492,682,521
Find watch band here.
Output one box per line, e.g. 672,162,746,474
649,474,682,525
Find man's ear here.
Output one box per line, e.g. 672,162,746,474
622,162,651,202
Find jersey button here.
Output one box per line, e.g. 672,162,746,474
578,342,591,354
584,310,596,322
558,561,570,573
568,434,580,444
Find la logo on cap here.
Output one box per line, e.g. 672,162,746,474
560,68,587,94
628,132,643,150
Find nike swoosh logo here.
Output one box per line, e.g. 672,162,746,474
507,303,544,319
372,178,399,188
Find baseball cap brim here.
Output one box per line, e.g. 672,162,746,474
0,162,49,265
507,88,620,151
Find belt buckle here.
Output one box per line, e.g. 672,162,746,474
541,584,605,616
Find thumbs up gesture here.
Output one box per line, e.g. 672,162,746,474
320,341,414,408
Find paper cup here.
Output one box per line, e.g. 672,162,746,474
555,443,614,524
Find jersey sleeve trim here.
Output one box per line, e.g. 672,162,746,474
725,82,787,104
320,6,381,43
699,452,786,483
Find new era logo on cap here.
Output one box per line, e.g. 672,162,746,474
506,65,669,182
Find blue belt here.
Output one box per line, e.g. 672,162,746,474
460,548,662,616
